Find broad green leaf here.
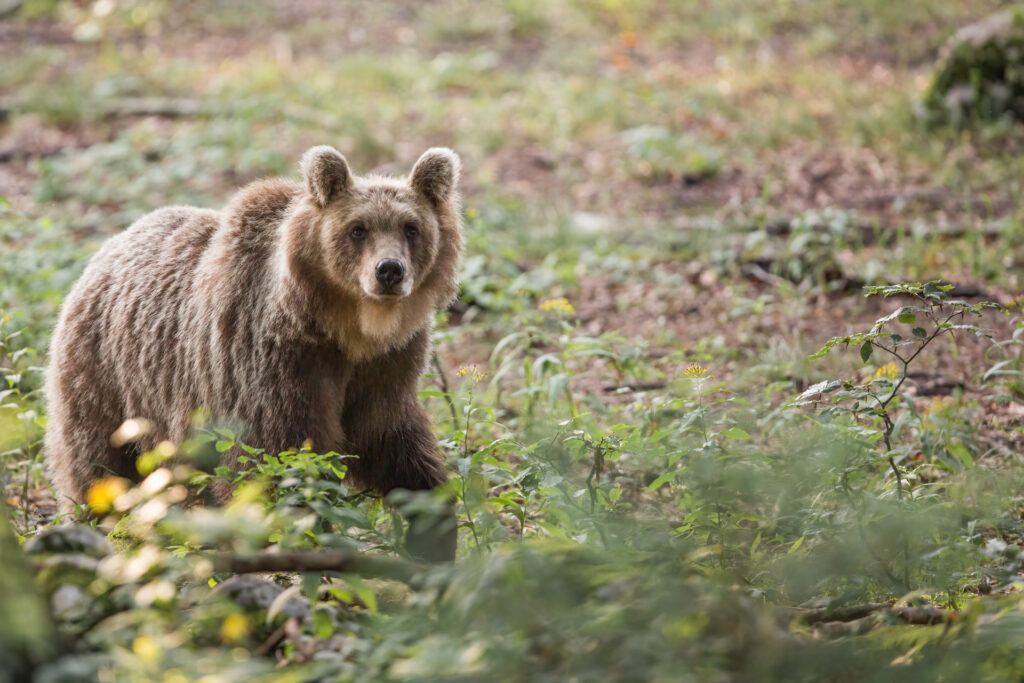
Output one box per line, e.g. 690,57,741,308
948,441,973,468
860,341,873,363
721,428,750,440
787,535,806,555
348,577,379,614
646,470,682,492
312,608,334,639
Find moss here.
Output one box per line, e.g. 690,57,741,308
107,516,144,553
924,8,1024,125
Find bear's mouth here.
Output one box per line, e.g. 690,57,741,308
364,287,410,301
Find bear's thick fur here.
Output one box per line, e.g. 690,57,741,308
45,146,463,561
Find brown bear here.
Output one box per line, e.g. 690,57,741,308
45,146,463,562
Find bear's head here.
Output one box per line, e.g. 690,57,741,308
287,146,463,354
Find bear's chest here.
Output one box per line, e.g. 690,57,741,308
257,343,352,451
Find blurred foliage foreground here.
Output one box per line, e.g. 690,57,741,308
2,283,1024,682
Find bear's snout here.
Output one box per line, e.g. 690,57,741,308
375,258,405,292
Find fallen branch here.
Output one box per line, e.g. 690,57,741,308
783,603,954,639
758,215,1009,244
785,602,888,626
601,381,667,393
739,256,996,300
211,551,423,584
783,602,952,623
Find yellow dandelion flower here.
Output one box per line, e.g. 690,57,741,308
538,297,575,315
86,476,130,514
220,613,250,643
465,207,478,220
684,364,709,378
873,362,900,381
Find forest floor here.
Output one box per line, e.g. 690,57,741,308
4,1,1021,504
2,1,1024,679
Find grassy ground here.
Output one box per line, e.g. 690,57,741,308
2,1,1024,680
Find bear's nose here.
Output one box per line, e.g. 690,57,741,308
375,259,405,290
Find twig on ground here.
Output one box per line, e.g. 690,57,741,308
601,381,667,392
254,620,290,657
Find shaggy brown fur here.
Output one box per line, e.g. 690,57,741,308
45,146,463,561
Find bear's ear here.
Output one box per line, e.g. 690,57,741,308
410,148,460,204
300,145,353,208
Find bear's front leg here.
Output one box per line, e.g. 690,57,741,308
342,397,456,563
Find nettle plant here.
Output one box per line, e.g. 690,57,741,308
798,282,1002,496
0,316,46,535
488,297,659,420
426,297,673,551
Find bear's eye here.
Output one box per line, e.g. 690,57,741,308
404,222,420,239
350,224,367,241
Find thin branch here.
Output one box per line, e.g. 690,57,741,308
430,350,459,427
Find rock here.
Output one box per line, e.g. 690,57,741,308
37,553,101,593
33,654,111,683
211,575,311,621
924,8,1024,125
50,584,91,622
23,525,113,558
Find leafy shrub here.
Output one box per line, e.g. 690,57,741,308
924,8,1024,125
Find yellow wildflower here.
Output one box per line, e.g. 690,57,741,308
465,207,478,220
873,363,900,381
220,613,250,643
922,395,955,415
132,635,160,662
456,365,487,383
538,297,575,315
684,364,709,378
86,476,129,514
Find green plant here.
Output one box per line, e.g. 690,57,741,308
804,281,1001,495
0,317,46,535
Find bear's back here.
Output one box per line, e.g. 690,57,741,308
51,180,301,443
